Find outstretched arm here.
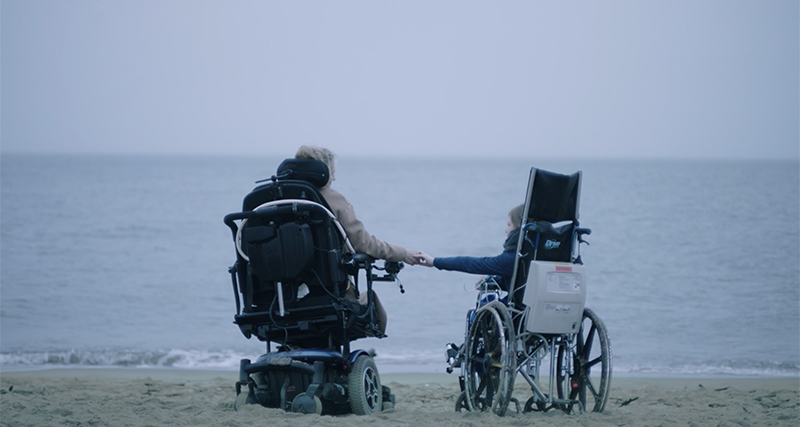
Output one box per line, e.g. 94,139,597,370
429,252,515,278
322,187,418,265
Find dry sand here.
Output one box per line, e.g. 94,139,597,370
1,368,798,427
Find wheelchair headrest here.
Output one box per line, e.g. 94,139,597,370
276,158,330,188
527,169,581,223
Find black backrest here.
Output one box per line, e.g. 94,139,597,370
508,168,583,308
526,168,581,224
243,220,314,282
235,159,348,312
524,168,582,263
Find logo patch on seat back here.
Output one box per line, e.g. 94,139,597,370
544,239,561,250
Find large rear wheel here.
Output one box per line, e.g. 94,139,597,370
556,307,612,413
463,302,516,416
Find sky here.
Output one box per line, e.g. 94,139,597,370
1,0,798,160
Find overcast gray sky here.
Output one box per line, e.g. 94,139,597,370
2,1,798,159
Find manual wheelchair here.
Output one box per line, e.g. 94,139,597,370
447,167,612,416
223,158,404,415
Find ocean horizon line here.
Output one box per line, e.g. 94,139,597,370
1,150,798,163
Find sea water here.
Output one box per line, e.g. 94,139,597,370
1,153,798,376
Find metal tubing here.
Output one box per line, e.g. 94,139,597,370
277,281,285,317
548,336,557,405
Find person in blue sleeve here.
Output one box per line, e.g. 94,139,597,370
416,203,524,369
416,204,524,291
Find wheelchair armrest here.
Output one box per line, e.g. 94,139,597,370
342,253,375,275
351,253,375,265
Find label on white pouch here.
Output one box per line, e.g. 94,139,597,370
546,272,582,293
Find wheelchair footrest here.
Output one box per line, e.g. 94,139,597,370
382,385,395,411
244,349,346,376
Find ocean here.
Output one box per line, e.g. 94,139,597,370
1,153,798,377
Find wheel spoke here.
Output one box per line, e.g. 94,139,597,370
475,374,488,396
585,376,599,399
585,355,602,369
484,372,495,408
583,324,596,357
364,369,379,409
467,351,486,364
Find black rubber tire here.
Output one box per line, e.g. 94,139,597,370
463,302,516,416
233,388,248,411
291,393,322,414
349,354,383,415
523,396,548,413
556,307,612,413
454,391,470,412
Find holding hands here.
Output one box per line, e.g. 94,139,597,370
402,249,422,266
415,251,435,267
412,250,486,288
399,249,435,266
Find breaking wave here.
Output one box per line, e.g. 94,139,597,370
2,349,798,377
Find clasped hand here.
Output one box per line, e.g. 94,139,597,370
414,251,435,267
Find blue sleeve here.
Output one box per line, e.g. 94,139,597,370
433,252,516,279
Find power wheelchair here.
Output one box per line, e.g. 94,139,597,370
223,158,404,415
447,167,612,416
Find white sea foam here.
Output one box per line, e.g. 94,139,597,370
0,349,248,370
3,348,799,378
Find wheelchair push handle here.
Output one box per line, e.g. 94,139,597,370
223,204,318,236
576,227,591,245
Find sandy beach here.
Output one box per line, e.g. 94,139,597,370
1,368,797,427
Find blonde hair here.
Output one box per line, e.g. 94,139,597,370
508,204,525,230
295,146,337,173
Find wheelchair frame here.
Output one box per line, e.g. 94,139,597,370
450,168,612,416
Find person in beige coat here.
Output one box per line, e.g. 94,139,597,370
295,145,419,334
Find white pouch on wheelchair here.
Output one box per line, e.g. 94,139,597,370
522,261,586,334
